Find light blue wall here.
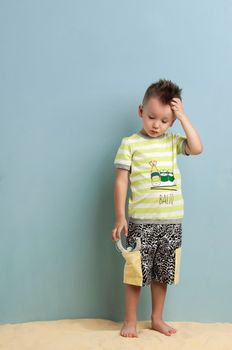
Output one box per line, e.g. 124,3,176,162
0,0,231,324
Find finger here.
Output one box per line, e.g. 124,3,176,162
115,227,122,240
124,225,128,236
116,231,121,240
111,227,119,241
171,103,178,109
111,229,117,241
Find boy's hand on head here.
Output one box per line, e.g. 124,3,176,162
170,98,186,121
111,218,128,241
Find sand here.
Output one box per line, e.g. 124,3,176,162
0,318,232,350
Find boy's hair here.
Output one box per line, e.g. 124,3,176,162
142,79,182,105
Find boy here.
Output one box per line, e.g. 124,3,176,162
111,79,203,338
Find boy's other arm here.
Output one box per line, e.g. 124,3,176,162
179,114,204,155
112,168,129,241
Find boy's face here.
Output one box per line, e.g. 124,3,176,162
138,97,176,138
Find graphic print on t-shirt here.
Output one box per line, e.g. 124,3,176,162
149,160,177,191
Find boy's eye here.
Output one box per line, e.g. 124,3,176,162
148,116,168,123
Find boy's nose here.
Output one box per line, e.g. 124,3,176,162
153,121,160,129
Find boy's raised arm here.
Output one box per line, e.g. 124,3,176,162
170,97,203,155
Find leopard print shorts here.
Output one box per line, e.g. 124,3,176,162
126,221,182,287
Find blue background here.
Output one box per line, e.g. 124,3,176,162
0,0,231,324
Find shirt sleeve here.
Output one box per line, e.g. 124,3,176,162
114,138,132,171
175,133,190,156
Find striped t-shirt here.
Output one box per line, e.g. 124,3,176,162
114,130,190,224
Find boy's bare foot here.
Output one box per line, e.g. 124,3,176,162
151,317,177,336
120,320,138,337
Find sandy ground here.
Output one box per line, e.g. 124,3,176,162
0,319,232,350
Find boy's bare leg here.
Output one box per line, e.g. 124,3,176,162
150,280,177,336
120,284,141,337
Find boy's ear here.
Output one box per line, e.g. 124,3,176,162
138,104,143,117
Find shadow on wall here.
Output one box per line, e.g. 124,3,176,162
78,146,125,321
